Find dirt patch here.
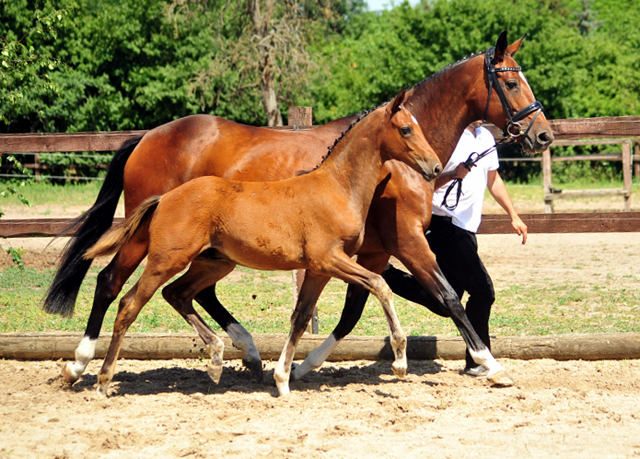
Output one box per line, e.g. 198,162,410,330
1,358,639,458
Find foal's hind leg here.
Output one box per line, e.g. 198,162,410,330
162,258,239,384
194,285,262,379
274,271,330,396
62,238,148,384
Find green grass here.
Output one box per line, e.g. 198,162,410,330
1,264,638,336
1,180,105,208
1,179,639,336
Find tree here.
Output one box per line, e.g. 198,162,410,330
1,3,66,217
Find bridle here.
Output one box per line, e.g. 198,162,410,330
442,47,545,211
482,46,544,139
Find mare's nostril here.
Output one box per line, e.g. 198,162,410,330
434,164,442,175
538,130,554,146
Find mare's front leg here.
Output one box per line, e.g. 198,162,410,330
273,272,330,396
389,227,513,386
194,285,262,379
62,238,148,384
292,252,389,380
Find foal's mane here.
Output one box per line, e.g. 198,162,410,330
296,103,383,176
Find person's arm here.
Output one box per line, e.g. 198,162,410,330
434,163,470,190
486,170,528,244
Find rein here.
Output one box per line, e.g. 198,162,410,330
442,45,546,211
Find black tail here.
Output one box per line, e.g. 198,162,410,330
42,135,143,317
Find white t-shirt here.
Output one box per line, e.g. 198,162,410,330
432,126,499,233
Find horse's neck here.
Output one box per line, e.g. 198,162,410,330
406,56,485,166
315,112,385,211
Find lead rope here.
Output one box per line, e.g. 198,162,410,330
440,138,515,211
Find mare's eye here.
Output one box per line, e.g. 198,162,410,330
506,80,518,90
400,126,412,136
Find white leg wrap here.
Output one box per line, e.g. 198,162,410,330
469,348,504,374
292,335,339,380
66,337,97,380
226,323,260,362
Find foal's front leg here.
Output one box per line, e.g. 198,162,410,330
273,272,330,396
291,252,390,380
328,252,408,379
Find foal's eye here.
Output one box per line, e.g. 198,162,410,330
400,126,412,136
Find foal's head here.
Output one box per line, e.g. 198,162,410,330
382,89,442,181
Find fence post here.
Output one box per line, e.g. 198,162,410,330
634,143,640,181
623,140,632,211
542,147,554,214
288,106,318,334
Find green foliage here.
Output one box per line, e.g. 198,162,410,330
5,246,25,270
0,155,32,217
1,0,639,182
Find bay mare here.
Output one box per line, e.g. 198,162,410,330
84,94,441,396
46,31,553,389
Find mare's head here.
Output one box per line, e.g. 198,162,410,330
382,89,442,181
481,31,554,152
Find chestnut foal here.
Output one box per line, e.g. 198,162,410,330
84,91,441,397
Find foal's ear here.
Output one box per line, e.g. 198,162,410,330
506,33,527,57
494,30,509,62
388,87,408,116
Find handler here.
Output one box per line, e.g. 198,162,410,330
383,121,528,376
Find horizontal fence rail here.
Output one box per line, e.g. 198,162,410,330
2,212,640,238
2,332,639,361
1,116,640,153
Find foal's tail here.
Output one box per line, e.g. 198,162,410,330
42,136,143,317
84,196,161,260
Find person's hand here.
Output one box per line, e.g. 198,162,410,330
511,216,528,244
452,163,471,179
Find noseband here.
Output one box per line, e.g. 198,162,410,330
482,46,544,139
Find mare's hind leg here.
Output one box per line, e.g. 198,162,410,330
274,271,330,396
162,258,239,384
292,252,390,380
62,238,148,384
194,285,262,379
323,251,407,380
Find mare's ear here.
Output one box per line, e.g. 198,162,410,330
494,31,509,62
506,34,527,56
387,87,407,116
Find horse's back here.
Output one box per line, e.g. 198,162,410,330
122,114,351,215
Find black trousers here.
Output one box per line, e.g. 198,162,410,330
383,215,495,369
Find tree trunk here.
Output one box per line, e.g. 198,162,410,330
248,0,283,127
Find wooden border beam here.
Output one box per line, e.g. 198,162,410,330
1,332,638,362
477,212,640,234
